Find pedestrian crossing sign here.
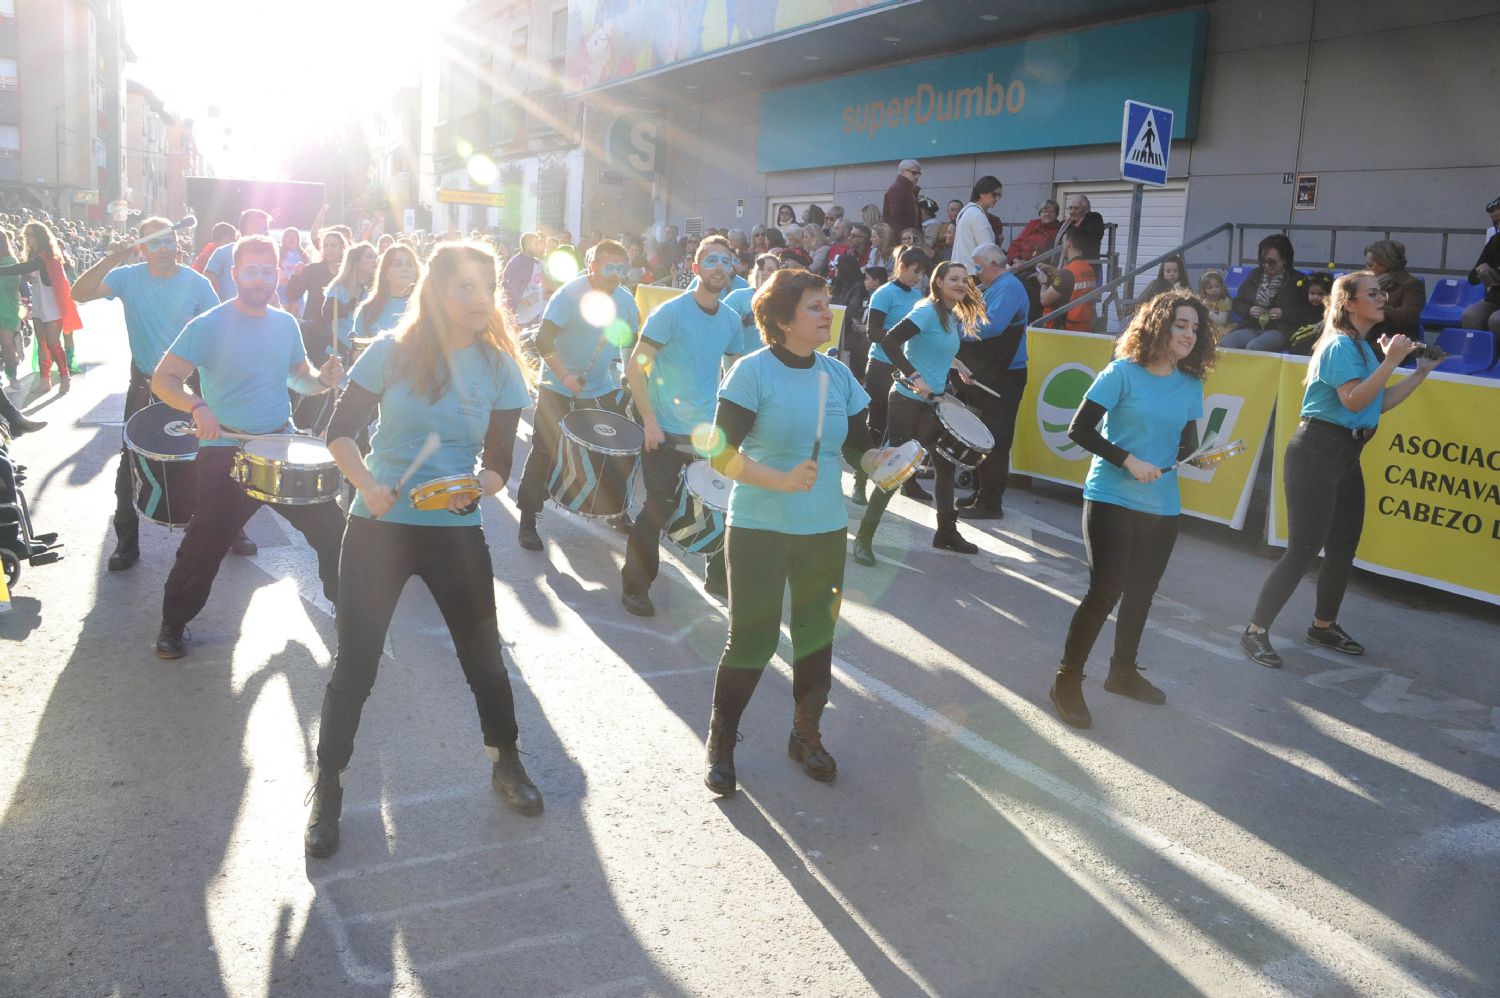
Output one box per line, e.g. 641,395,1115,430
1121,100,1173,187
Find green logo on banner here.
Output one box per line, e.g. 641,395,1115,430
1037,363,1097,459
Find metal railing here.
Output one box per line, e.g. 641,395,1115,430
1035,222,1237,330
1234,222,1487,278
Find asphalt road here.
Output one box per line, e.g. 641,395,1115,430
2,301,1498,997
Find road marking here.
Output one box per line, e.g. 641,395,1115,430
1409,818,1500,859
1361,674,1489,722
344,876,556,925
312,836,548,887
1444,709,1500,760
636,664,718,679
551,975,654,998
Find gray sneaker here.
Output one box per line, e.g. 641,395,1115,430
1240,627,1282,669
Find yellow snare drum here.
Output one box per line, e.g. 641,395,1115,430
1186,438,1247,470
870,440,927,492
409,475,483,512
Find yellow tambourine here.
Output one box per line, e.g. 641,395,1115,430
409,475,483,512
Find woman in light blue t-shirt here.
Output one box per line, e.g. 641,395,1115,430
352,244,419,338
1050,290,1217,730
305,243,543,859
1240,272,1439,670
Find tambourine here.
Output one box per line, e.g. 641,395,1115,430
409,475,483,512
869,440,927,492
1164,438,1247,472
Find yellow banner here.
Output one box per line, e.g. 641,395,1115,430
436,189,505,207
632,283,844,354
1270,362,1500,604
1010,330,1281,528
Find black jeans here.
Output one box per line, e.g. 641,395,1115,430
113,365,157,536
960,367,1027,507
711,527,846,725
863,359,895,444
315,516,519,772
516,387,623,516
1252,422,1367,627
621,437,726,593
857,391,956,539
1060,500,1180,673
160,446,344,625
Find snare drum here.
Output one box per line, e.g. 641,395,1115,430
231,435,342,505
410,474,483,512
869,439,927,492
547,408,644,518
665,461,732,555
124,403,199,526
1186,438,1247,470
932,394,994,469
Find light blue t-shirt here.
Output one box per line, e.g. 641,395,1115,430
103,263,219,373
867,279,924,365
979,271,1031,370
641,292,742,436
354,295,411,337
1082,359,1205,516
325,284,368,350
167,301,307,447
348,335,531,527
719,349,870,535
722,286,762,356
538,274,640,398
890,300,962,401
1302,335,1383,430
205,243,236,301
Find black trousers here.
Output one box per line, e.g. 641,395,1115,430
863,359,895,444
857,391,956,539
1060,499,1180,673
315,516,519,772
960,367,1027,507
160,446,344,625
621,437,727,593
113,365,156,536
711,527,846,725
1252,423,1367,627
516,387,624,516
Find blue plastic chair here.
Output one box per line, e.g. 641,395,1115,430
1421,279,1486,332
1224,265,1253,299
1474,359,1500,380
1431,327,1496,375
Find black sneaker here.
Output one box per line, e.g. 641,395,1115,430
1240,627,1282,669
156,622,189,660
229,530,257,557
957,503,1004,521
1306,622,1364,655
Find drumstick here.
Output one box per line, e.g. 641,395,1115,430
123,215,197,250
193,429,262,442
393,431,442,492
809,370,829,462
950,359,1005,401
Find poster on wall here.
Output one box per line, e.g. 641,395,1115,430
1294,175,1319,210
565,0,909,93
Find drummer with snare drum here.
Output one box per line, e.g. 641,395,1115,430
620,236,744,617
149,235,346,660
305,242,543,859
68,217,223,571
514,239,639,552
851,261,986,567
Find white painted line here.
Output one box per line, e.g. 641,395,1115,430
344,876,556,925
408,932,587,977
312,835,548,886
550,975,654,998
341,782,477,816
636,664,718,680
827,653,1464,995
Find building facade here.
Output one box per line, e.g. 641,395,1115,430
124,79,167,217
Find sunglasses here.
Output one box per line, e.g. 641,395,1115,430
598,261,630,278
144,236,175,252
698,254,736,271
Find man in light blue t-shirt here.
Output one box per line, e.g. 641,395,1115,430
515,239,641,550
205,208,271,302
620,236,743,616
957,242,1031,520
71,216,224,571
147,235,347,660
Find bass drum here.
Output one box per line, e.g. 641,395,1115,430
547,408,643,518
124,402,199,527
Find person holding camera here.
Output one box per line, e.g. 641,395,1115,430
1240,272,1442,669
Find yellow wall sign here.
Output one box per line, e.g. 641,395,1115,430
1270,360,1500,604
1009,331,1282,529
436,189,505,207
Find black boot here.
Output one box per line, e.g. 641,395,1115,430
1103,659,1166,705
851,471,868,506
7,414,46,436
489,744,544,815
901,478,932,502
932,513,978,554
788,694,837,782
1049,667,1091,729
852,533,877,567
517,511,543,551
108,520,140,572
304,768,344,858
705,709,741,796
229,528,257,557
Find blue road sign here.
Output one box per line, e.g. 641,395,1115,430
1121,100,1173,187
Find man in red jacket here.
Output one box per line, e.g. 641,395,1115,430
882,160,922,238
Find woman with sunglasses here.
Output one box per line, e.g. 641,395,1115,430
1239,272,1441,669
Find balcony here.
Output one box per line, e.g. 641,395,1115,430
435,109,493,171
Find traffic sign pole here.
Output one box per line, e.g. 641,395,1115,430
1120,99,1175,312
1125,183,1143,301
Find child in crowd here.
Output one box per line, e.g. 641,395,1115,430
1198,270,1233,335
1286,272,1335,355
